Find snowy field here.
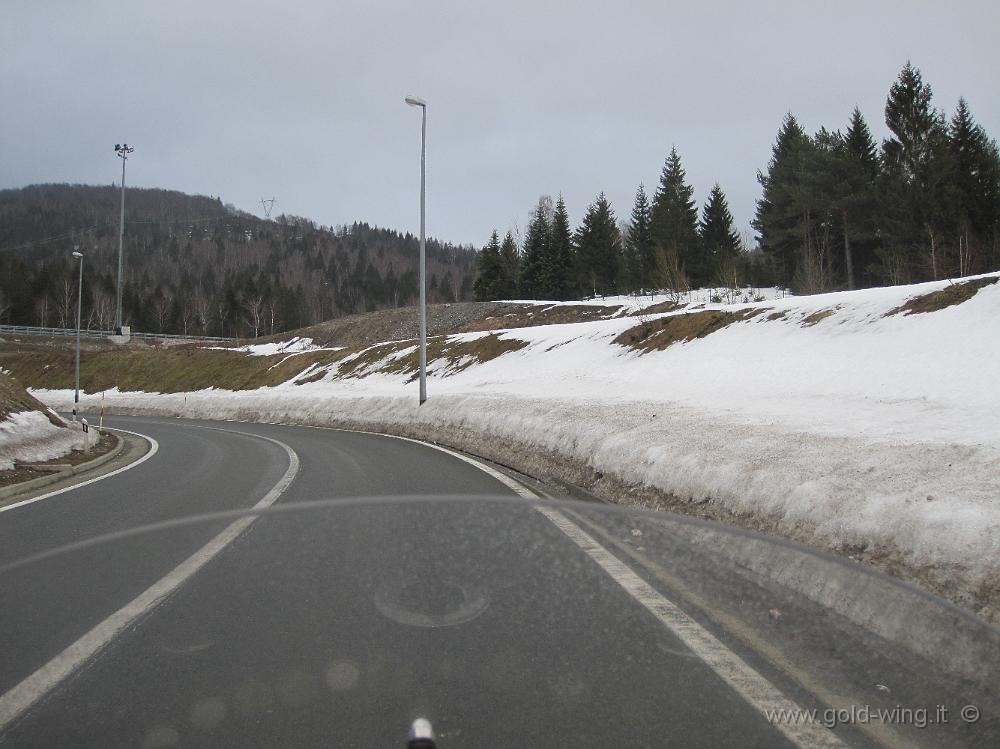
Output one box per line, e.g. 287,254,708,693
37,274,1000,618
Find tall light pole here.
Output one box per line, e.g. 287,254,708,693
404,95,427,404
72,248,84,421
114,143,134,332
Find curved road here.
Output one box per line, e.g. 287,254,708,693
0,416,991,748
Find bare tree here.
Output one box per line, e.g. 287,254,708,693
35,296,50,327
55,279,74,329
243,295,264,338
192,290,211,334
267,299,278,335
89,288,114,330
153,289,173,332
0,288,10,323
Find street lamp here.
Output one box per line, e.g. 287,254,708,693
114,143,134,333
72,248,84,421
404,95,427,404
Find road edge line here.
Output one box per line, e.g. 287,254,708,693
0,429,159,515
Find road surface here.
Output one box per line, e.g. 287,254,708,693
0,416,991,747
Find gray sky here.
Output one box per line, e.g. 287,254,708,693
2,1,998,248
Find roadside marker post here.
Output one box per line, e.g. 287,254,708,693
99,392,105,433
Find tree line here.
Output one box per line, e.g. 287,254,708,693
0,185,478,337
475,62,1000,300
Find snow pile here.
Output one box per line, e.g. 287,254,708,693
214,336,331,357
0,411,83,471
36,274,1000,615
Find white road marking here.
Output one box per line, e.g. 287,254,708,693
534,505,846,749
0,428,160,515
353,430,845,748
0,429,300,732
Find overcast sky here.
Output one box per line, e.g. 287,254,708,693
2,1,998,248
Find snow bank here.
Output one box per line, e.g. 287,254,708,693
0,411,83,471
35,273,1000,617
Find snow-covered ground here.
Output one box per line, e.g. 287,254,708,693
209,336,334,357
0,410,83,471
36,274,1000,617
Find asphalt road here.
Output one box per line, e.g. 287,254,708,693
0,416,990,748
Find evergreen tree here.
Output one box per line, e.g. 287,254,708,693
950,98,1000,273
651,146,702,288
497,231,520,299
699,184,741,285
627,184,655,293
473,231,503,301
880,61,955,280
837,108,881,287
754,113,823,290
574,193,621,297
519,199,550,298
542,195,575,300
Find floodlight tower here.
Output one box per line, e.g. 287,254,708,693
114,143,134,332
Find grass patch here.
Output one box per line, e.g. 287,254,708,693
614,308,763,353
337,334,529,380
459,303,622,333
800,307,838,327
885,277,998,317
0,371,62,424
0,343,350,394
630,300,681,316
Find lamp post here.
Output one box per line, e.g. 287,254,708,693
72,249,84,421
114,143,134,332
404,95,427,404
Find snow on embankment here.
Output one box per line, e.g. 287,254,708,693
37,274,1000,618
0,372,81,471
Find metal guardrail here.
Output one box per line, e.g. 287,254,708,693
0,324,236,344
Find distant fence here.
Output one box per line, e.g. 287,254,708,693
0,324,237,345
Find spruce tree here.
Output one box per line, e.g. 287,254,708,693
650,147,702,288
627,184,655,294
543,195,575,300
753,113,817,289
574,193,621,297
881,61,954,280
519,200,550,298
699,184,741,285
497,231,520,299
836,108,881,288
473,231,503,301
950,98,1000,273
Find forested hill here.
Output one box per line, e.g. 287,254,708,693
0,184,477,337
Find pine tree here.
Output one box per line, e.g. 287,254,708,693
519,199,550,298
574,193,621,297
627,184,655,294
473,231,503,301
543,195,575,300
651,146,702,289
699,184,741,285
